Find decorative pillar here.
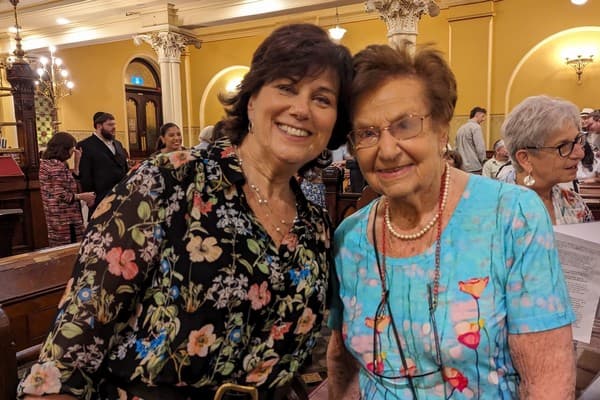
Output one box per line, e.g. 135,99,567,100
365,0,440,49
134,30,201,128
7,57,38,180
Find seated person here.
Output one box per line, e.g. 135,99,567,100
482,139,510,179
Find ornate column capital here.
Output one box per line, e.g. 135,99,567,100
365,0,439,47
134,31,201,63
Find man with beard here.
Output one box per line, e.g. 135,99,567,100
78,112,128,216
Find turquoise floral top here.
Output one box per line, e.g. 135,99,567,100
19,138,333,399
329,175,575,399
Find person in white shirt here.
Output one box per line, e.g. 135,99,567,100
455,106,487,173
482,139,509,179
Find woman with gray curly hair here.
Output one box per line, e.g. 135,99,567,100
502,95,593,224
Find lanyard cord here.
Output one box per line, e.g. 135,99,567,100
372,200,419,399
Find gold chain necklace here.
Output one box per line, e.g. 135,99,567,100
235,146,293,234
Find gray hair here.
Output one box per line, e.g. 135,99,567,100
501,95,580,171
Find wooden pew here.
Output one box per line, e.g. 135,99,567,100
323,166,361,227
0,243,79,400
578,182,600,220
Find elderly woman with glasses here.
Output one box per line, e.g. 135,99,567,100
502,95,593,225
327,45,576,400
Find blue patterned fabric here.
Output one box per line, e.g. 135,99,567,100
329,175,575,399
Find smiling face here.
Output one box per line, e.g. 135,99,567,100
245,68,339,172
161,125,183,152
518,122,585,188
352,77,447,202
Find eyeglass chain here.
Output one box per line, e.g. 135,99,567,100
379,163,449,311
235,146,292,234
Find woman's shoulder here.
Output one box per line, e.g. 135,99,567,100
39,158,67,173
463,174,545,216
334,199,376,239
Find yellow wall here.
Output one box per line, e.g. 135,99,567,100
3,0,599,151
52,40,157,144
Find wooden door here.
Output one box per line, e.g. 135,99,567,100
125,89,163,158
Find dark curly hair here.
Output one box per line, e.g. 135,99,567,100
218,23,353,150
42,131,76,162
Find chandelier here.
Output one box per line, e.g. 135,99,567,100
34,46,75,132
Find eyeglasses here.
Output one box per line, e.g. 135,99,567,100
371,284,444,381
524,132,587,158
348,114,431,149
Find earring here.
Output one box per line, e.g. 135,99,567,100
523,172,535,187
248,120,254,134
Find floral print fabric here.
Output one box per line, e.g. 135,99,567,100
552,185,594,224
329,175,575,399
19,138,332,399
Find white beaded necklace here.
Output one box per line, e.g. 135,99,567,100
235,146,292,234
384,164,450,241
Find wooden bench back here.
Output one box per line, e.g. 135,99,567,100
578,182,600,220
0,306,18,400
0,243,78,353
0,243,79,400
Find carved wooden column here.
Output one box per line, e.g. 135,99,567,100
365,0,440,49
134,30,200,128
6,61,38,180
5,60,48,250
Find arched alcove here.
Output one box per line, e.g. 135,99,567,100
505,27,600,113
199,66,249,129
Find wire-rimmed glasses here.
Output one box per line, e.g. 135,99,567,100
348,114,431,150
370,284,444,381
524,132,587,158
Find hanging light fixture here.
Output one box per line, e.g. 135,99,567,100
34,45,75,132
571,0,588,5
328,7,346,41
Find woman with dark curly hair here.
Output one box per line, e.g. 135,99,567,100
39,132,95,246
20,23,352,400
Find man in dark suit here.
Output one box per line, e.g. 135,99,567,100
78,112,128,216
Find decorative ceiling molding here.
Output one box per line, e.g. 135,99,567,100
0,0,503,52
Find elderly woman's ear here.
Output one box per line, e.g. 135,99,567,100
514,149,531,172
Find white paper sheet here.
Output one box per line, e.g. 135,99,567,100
554,222,600,344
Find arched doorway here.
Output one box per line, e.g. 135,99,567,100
124,58,163,158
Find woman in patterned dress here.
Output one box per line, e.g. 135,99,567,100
20,24,352,400
39,132,95,246
502,95,594,225
327,44,576,400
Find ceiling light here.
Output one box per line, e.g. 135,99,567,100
8,25,18,33
328,7,346,42
56,17,70,25
571,0,588,5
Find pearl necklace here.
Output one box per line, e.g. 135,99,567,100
384,164,450,240
235,146,293,234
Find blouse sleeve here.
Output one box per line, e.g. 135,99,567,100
503,189,576,334
18,160,177,398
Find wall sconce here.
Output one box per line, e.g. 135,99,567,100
565,54,594,84
328,7,346,42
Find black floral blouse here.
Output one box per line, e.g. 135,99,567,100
18,138,333,399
